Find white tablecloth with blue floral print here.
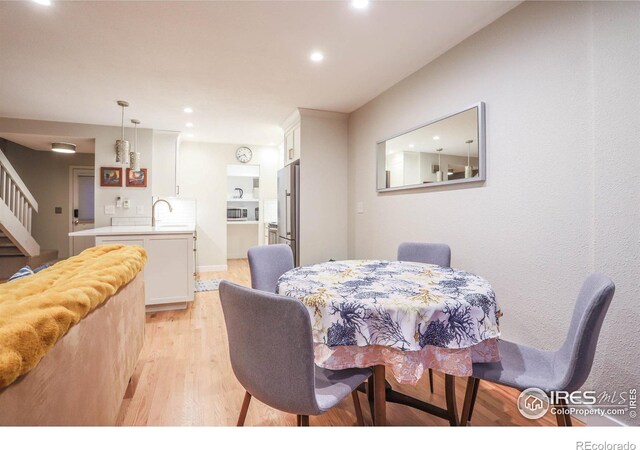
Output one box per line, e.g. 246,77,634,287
277,260,502,383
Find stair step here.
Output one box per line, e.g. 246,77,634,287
1,236,16,246
0,247,23,256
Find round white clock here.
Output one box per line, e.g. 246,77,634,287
235,146,252,163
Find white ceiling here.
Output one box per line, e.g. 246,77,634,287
0,1,518,146
0,132,95,153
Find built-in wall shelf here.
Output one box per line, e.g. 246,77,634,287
227,221,260,225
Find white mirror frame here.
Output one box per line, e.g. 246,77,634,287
376,101,486,192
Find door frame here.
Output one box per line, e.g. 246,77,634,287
68,165,95,257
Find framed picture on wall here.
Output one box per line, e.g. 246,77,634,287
126,168,148,187
100,167,123,187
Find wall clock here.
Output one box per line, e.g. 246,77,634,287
235,146,252,163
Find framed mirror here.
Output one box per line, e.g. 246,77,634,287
376,102,485,192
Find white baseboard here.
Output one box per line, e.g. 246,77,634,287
197,264,228,273
573,406,628,426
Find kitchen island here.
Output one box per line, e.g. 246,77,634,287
69,225,196,311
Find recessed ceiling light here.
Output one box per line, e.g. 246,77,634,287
186,123,194,128
33,0,52,5
351,0,369,9
409,144,415,148
433,136,440,140
183,107,193,114
310,51,324,62
51,142,76,154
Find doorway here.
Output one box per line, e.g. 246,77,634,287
69,167,95,256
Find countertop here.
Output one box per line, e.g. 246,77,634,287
69,225,196,237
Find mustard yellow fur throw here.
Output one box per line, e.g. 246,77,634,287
0,245,147,388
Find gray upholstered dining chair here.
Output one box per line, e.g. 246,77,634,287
460,273,615,426
397,242,451,268
397,242,452,393
247,244,294,293
219,280,372,426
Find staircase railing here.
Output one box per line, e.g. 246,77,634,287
0,148,40,256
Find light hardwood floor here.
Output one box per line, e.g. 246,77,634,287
116,259,580,426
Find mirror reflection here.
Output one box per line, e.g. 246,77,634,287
377,104,484,191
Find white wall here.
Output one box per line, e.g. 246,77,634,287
0,118,153,227
299,109,349,265
347,1,639,426
178,142,279,269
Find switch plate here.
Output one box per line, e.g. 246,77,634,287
104,205,116,215
356,202,364,214
115,197,123,208
136,205,144,215
123,199,130,209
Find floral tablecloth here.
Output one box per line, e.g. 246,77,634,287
277,260,502,384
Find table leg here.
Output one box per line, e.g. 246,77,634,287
444,374,459,426
373,365,387,426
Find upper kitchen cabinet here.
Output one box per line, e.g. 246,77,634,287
281,108,349,266
282,112,301,165
152,130,181,197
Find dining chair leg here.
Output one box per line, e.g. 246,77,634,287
237,391,252,426
366,376,375,424
298,415,309,426
428,368,434,394
351,391,365,426
554,398,573,427
444,374,459,426
460,377,480,426
373,365,387,426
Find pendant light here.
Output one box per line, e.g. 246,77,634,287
465,139,474,179
130,119,141,172
436,148,444,182
115,100,130,164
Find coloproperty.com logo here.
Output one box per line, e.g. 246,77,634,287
517,387,637,420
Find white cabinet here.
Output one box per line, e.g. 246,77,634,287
145,235,194,307
96,232,195,310
152,131,181,197
284,124,301,165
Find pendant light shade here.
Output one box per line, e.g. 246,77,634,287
435,148,444,182
465,139,474,179
130,119,141,172
115,100,130,164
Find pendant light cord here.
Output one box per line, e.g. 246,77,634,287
121,105,125,141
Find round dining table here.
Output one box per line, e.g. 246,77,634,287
276,259,502,426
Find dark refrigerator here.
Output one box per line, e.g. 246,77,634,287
277,161,300,266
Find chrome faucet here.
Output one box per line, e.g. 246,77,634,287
152,198,173,226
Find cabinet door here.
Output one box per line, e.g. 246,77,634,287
145,235,193,305
285,130,294,164
152,131,180,197
293,125,301,161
